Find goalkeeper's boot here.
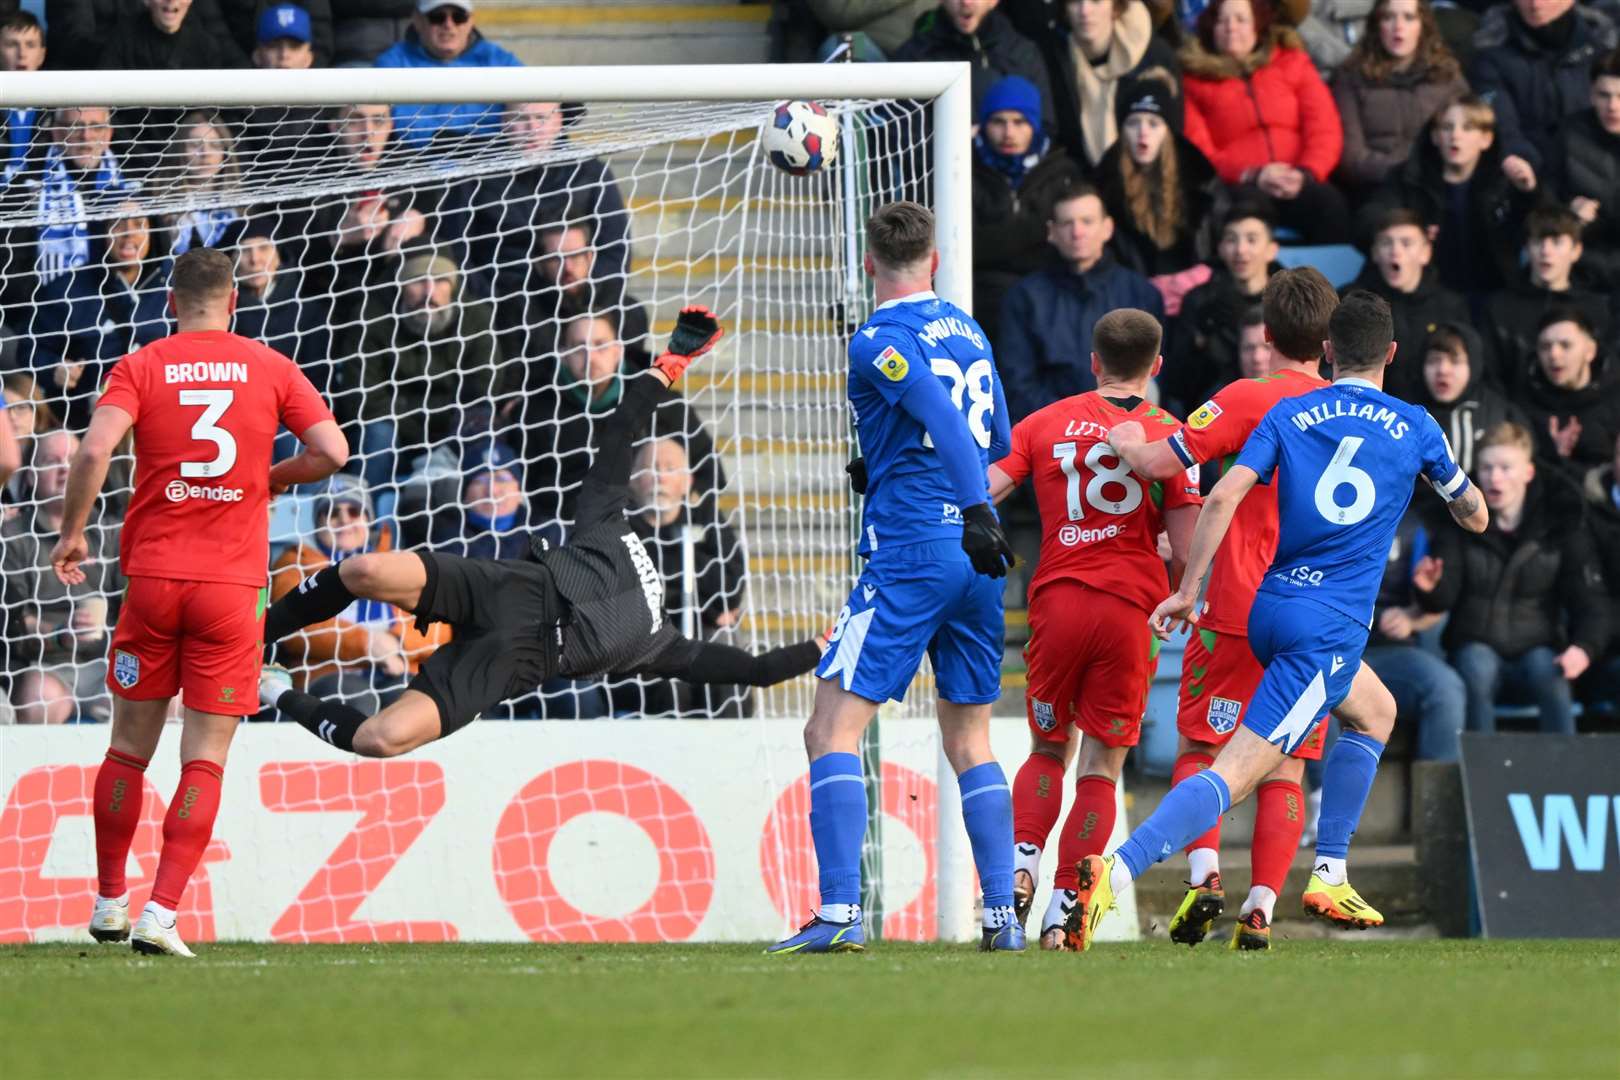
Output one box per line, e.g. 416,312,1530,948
1064,854,1117,952
1302,875,1384,930
130,904,195,959
1012,866,1036,929
258,663,293,715
1229,908,1272,951
764,915,865,955
88,893,130,943
1168,872,1225,947
979,912,1026,952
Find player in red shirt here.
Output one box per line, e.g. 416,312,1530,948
50,248,347,957
989,309,1203,951
1106,268,1338,950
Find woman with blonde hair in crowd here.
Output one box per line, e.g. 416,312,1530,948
160,110,248,254
1332,0,1468,199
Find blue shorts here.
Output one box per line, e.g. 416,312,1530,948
1244,591,1368,754
815,540,1004,705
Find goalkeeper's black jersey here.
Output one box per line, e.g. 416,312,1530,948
535,519,683,678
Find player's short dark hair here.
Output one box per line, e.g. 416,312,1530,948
1328,289,1395,372
1262,267,1337,361
1536,304,1595,338
866,201,934,269
1526,204,1584,243
1,10,42,34
1240,304,1266,330
170,248,235,302
1092,308,1162,379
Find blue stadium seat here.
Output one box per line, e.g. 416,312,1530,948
1138,633,1186,777
1277,245,1365,289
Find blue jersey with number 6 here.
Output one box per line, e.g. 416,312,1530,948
847,290,1009,556
1235,377,1468,628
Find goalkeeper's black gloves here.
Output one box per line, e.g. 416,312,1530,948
960,503,1015,579
845,457,867,495
652,305,724,383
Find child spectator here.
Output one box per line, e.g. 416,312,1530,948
1331,0,1467,198
96,0,251,68
373,0,522,146
1368,94,1532,298
1419,321,1527,474
1345,207,1471,401
971,75,1084,342
1039,0,1178,167
159,110,246,254
1417,421,1609,734
1485,206,1611,388
1165,202,1279,411
1,12,46,185
996,183,1164,420
253,2,318,67
1549,47,1620,289
1180,0,1349,242
1097,70,1224,277
1468,0,1617,194
1522,307,1620,471
893,0,1054,120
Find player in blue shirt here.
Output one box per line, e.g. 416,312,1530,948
1074,291,1488,944
767,201,1021,955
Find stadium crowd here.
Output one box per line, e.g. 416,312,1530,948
0,0,1617,741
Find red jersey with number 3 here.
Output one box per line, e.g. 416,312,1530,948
1166,368,1330,634
97,330,333,588
996,392,1202,614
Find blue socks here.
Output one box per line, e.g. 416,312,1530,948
958,761,1014,909
808,752,866,907
1315,731,1384,860
1115,770,1232,880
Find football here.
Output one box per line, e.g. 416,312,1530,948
764,100,839,176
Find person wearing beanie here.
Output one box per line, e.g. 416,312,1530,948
429,439,533,562
971,75,1084,343
1038,0,1179,167
1097,68,1226,276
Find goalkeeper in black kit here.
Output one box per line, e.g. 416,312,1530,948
260,309,827,756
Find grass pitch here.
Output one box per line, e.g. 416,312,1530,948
3,939,1615,1078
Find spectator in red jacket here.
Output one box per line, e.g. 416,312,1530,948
1180,0,1350,242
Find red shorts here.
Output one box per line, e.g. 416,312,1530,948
1023,581,1157,749
1176,627,1326,760
106,576,268,717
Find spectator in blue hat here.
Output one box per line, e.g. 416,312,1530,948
253,2,318,67
971,74,1083,344
430,440,533,561
373,0,522,146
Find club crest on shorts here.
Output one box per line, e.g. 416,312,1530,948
1187,400,1222,430
1031,697,1057,732
1206,696,1241,734
113,650,140,689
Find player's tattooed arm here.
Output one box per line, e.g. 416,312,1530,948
1107,421,1185,481
1446,484,1488,533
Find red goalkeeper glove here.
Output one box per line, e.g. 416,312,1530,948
652,306,724,383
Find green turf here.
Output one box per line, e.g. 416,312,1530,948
3,939,1616,1078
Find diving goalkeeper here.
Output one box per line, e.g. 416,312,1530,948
260,308,826,755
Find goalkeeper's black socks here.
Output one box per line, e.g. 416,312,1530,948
277,690,366,754
264,565,357,644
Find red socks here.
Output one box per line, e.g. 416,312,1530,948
94,749,149,898
150,760,225,911
1052,775,1117,890
1012,752,1066,848
1251,779,1307,895
1172,750,1222,854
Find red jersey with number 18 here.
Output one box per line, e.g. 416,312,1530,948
996,392,1202,614
1166,368,1330,635
97,330,333,588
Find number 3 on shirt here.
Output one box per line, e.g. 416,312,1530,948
179,388,237,478
1053,441,1141,520
921,358,994,449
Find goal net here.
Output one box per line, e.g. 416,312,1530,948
0,65,991,942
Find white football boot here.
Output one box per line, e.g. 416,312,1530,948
259,663,293,714
88,893,130,943
130,903,195,958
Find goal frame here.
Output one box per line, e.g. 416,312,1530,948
0,63,984,940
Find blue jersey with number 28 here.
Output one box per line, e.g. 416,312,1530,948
847,291,1009,556
1235,377,1468,628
